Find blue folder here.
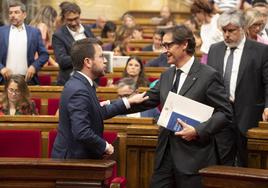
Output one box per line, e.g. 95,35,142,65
166,111,200,132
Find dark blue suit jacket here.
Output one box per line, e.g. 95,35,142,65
145,53,169,67
0,25,48,84
52,25,94,85
52,72,127,159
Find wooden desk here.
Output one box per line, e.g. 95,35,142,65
0,115,158,187
247,121,268,169
0,157,115,188
200,165,268,188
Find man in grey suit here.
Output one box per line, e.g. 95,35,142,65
207,9,268,167
128,25,232,188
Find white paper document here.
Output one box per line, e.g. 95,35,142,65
157,92,214,132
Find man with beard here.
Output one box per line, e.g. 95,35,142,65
127,25,232,188
0,1,48,85
52,2,94,85
52,38,148,159
207,9,268,167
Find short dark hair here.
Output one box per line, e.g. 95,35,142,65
165,25,196,55
101,21,117,38
70,38,101,71
9,1,26,12
61,2,81,20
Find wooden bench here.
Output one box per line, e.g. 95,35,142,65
200,165,268,188
247,121,268,169
0,115,158,186
0,157,115,188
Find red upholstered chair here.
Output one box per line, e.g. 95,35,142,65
48,98,60,115
48,130,126,188
31,98,41,115
112,77,121,85
38,74,52,86
99,76,108,86
0,130,42,158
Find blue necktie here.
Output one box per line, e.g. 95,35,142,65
171,69,182,94
224,47,236,96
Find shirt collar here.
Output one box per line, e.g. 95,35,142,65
11,23,25,31
77,71,93,87
177,56,194,74
67,24,85,36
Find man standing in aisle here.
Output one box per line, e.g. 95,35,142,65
0,1,48,85
207,9,268,167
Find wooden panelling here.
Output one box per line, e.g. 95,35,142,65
0,157,115,188
200,165,268,188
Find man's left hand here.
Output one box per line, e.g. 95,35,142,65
175,119,198,141
262,108,268,121
25,65,36,82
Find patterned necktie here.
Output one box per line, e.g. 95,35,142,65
171,69,182,94
223,47,236,96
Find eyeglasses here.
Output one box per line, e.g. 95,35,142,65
7,88,21,95
161,41,176,49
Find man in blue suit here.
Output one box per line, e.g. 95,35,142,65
52,2,95,85
0,1,48,85
52,38,148,159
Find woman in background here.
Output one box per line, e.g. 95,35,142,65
30,5,58,67
0,75,38,115
123,56,149,87
244,8,268,44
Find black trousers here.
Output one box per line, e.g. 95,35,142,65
150,143,203,188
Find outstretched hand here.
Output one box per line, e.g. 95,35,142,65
174,119,198,141
127,92,149,105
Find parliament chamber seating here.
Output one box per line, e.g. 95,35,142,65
0,129,42,158
47,98,60,115
47,129,127,188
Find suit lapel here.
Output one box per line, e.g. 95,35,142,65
236,39,251,87
179,59,199,96
3,26,11,52
167,66,176,92
25,25,31,57
62,26,75,43
217,43,227,75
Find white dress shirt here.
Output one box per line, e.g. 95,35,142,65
6,24,28,75
67,24,86,41
223,36,246,101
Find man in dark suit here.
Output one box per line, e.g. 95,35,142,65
142,30,163,52
52,38,148,159
52,2,94,85
145,53,169,67
207,9,268,167
128,25,232,188
0,1,48,85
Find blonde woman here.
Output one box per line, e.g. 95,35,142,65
30,5,58,67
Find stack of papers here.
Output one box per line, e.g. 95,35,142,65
157,92,214,132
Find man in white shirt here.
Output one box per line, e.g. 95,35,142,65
0,1,48,85
52,2,95,85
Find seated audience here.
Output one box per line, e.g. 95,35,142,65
122,13,136,28
30,5,58,67
100,21,116,42
0,74,38,115
113,42,127,56
117,77,160,119
244,8,268,44
142,30,163,52
145,53,169,67
131,25,144,40
123,56,149,87
89,15,107,29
